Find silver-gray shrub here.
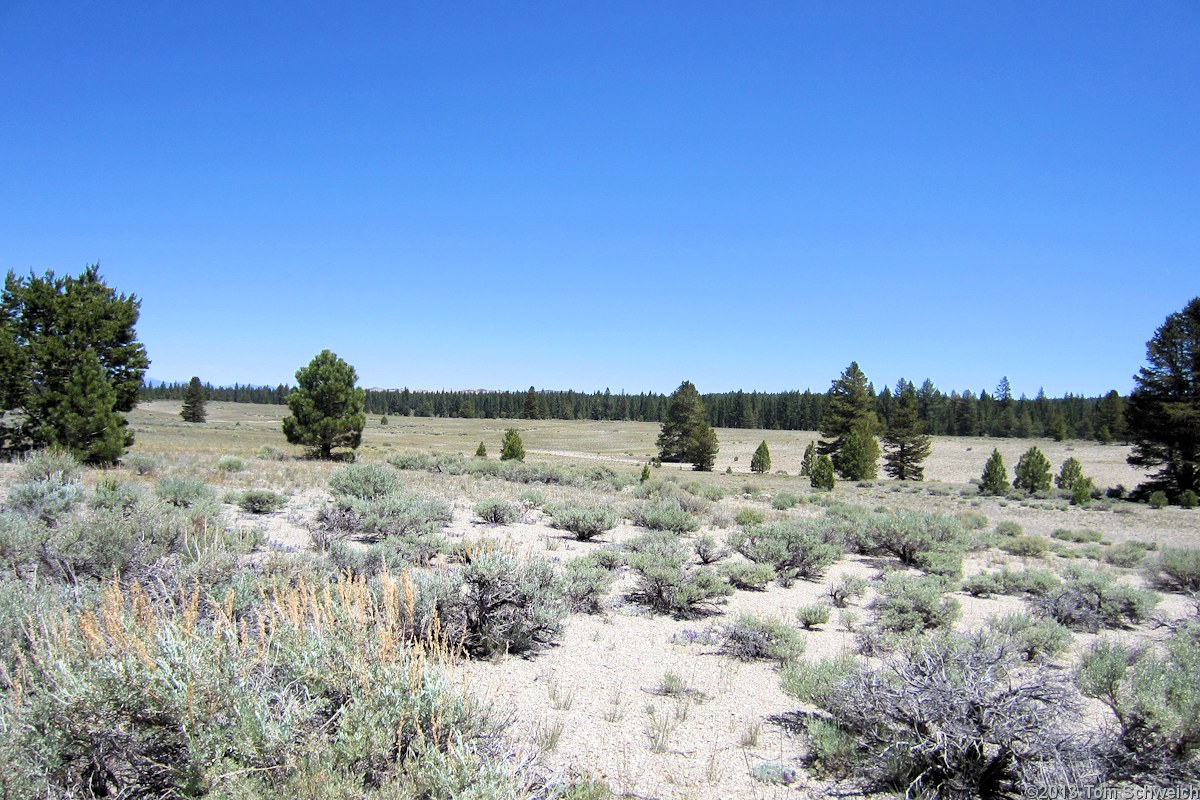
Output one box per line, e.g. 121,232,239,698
545,501,619,540
473,497,521,526
629,497,701,534
1033,565,1158,633
328,461,403,500
625,531,733,617
727,519,842,586
560,553,618,613
1147,547,1200,594
869,573,960,635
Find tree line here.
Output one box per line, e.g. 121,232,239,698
141,379,1128,442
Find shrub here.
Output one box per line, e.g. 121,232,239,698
827,574,868,608
733,507,766,526
994,520,1023,537
500,428,525,461
629,498,700,534
216,455,245,472
475,441,487,458
328,462,402,500
721,561,775,590
90,479,144,512
1104,540,1151,568
692,532,725,564
1052,528,1105,544
867,508,967,569
546,501,619,541
796,604,831,630
720,614,804,662
728,520,842,586
1149,490,1169,509
1034,566,1159,632
1148,547,1200,594
5,473,82,524
625,533,732,617
237,489,286,514
1000,535,1050,558
780,654,859,709
869,573,960,634
122,452,158,475
473,497,521,526
989,612,1072,661
155,476,215,509
804,632,1094,793
771,491,802,510
560,554,618,614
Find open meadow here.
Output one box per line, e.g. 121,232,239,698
3,401,1200,799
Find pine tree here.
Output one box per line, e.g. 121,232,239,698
810,454,835,491
501,428,525,461
281,350,366,459
1013,447,1053,494
657,380,718,469
1126,298,1200,500
1093,390,1125,444
979,449,1008,496
1,265,149,463
640,464,651,482
180,376,207,423
837,420,881,480
750,440,771,474
1055,457,1087,492
800,441,816,477
883,383,932,481
819,362,880,476
475,441,488,459
523,386,541,420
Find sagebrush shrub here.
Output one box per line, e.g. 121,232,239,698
216,454,245,472
721,560,775,590
328,462,403,500
772,491,802,510
796,604,831,630
720,614,804,662
989,612,1072,661
1034,566,1158,632
826,573,868,608
727,520,842,586
560,554,618,614
733,507,766,527
237,489,286,514
1149,547,1200,594
869,573,960,634
155,475,215,508
692,532,725,564
545,501,619,540
5,474,82,523
626,532,732,617
473,497,521,526
629,498,700,533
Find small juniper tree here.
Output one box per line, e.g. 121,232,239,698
979,449,1009,496
500,428,525,462
1014,447,1053,494
180,376,207,423
750,440,771,474
475,441,488,459
800,441,817,477
811,454,835,491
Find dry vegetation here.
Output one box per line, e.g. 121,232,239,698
3,401,1200,799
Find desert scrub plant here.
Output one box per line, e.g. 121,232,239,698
629,497,700,533
625,531,732,617
719,614,804,663
473,497,521,526
90,479,144,512
216,454,245,472
545,501,619,541
1150,490,1170,509
796,604,832,630
154,475,215,508
869,573,961,635
5,471,82,524
1104,540,1152,568
727,519,842,586
994,520,1024,537
122,452,158,475
999,534,1050,558
800,632,1095,794
827,573,868,608
1052,527,1105,544
962,567,1061,599
1148,547,1200,594
1077,623,1200,784
988,612,1072,662
721,560,775,590
1034,565,1159,632
560,553,618,613
236,489,286,514
0,574,551,800
328,461,403,500
780,653,860,709
1182,489,1199,509
692,532,726,564
865,508,968,569
732,507,766,527
771,491,803,510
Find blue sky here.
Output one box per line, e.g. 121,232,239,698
2,2,1196,398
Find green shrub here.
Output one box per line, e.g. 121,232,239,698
999,535,1049,558
1181,490,1199,509
473,497,521,526
733,507,766,526
964,567,1062,599
780,654,858,708
869,573,960,634
994,520,1023,537
959,511,988,530
796,604,831,630
560,554,618,614
728,520,842,586
962,571,1005,597
1104,540,1151,568
989,612,1072,661
771,492,802,510
810,454,835,490
629,498,700,533
122,452,158,475
692,532,725,564
500,428,525,462
216,454,245,472
1035,566,1159,632
315,491,452,543
720,614,804,663
1052,528,1105,544
1149,490,1169,509
546,501,619,541
328,462,403,500
237,489,286,514
154,475,215,509
826,573,868,607
5,474,82,524
721,561,775,590
1148,547,1200,594
625,533,732,617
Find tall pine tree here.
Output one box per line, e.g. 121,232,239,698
180,376,207,423
282,350,365,459
819,362,880,478
883,382,932,480
657,380,719,470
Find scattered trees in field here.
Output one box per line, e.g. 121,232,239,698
180,376,207,423
1,265,149,464
882,381,931,480
281,350,366,459
750,440,771,473
1013,446,1053,494
979,449,1008,495
819,362,881,480
1126,296,1200,501
656,380,719,471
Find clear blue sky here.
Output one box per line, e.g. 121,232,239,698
2,2,1196,398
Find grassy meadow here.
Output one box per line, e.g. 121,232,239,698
3,401,1200,799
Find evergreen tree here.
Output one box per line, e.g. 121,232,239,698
523,386,541,420
750,440,771,474
883,383,932,481
475,441,488,459
1,264,148,463
819,362,880,475
979,449,1008,496
657,380,718,469
810,454,835,491
281,350,365,459
180,376,207,423
800,441,816,477
1126,298,1200,500
1013,446,1053,494
1055,457,1087,492
837,419,881,480
501,428,525,461
1093,390,1125,444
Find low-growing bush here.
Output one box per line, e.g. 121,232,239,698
1000,535,1050,559
629,498,700,534
780,654,859,709
625,532,732,617
692,532,726,564
989,612,1072,661
720,614,804,663
994,520,1024,537
1149,547,1200,594
560,554,618,614
867,509,968,569
328,462,403,500
827,573,868,608
1104,540,1151,568
155,475,215,508
473,497,521,526
546,501,619,541
771,492,802,510
959,511,988,530
216,454,245,472
5,474,82,524
728,520,842,586
733,507,766,527
869,573,960,634
1149,491,1169,509
1052,528,1105,544
122,452,158,475
237,489,286,514
796,604,831,630
1034,566,1159,632
721,560,775,590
